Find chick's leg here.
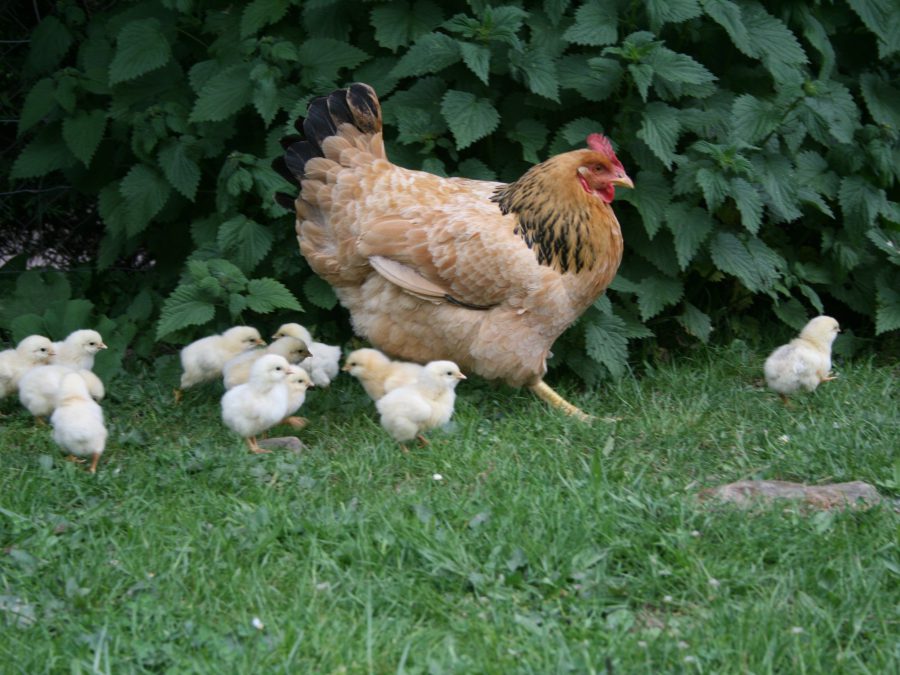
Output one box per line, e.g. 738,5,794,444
530,380,594,423
282,416,308,429
89,453,101,474
246,437,271,454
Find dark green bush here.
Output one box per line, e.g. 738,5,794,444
3,0,899,381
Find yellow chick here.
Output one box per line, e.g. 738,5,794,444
764,315,841,402
282,366,314,429
222,336,311,390
50,372,108,473
272,323,341,386
178,326,265,392
221,354,295,454
375,360,466,450
52,329,107,370
19,366,105,420
0,335,55,398
342,348,424,401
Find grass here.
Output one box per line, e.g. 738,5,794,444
0,341,897,673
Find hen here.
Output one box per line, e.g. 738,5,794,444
277,83,632,419
764,316,840,403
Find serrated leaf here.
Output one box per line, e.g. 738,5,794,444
156,285,216,340
646,0,702,30
875,278,900,334
244,278,302,313
695,167,729,211
457,158,496,181
240,0,289,37
617,170,670,238
297,39,370,81
371,1,445,52
252,75,280,124
440,90,500,150
558,56,622,102
636,276,684,321
637,102,681,168
218,216,274,272
98,184,130,235
506,118,549,163
544,0,572,25
391,32,460,78
563,0,617,46
556,117,605,151
189,64,254,123
510,48,559,101
755,154,802,223
803,81,860,144
10,131,75,179
26,16,72,76
18,78,56,136
731,94,781,143
109,19,172,85
701,0,752,56
646,46,716,87
839,176,886,235
772,298,808,330
627,63,654,101
710,232,779,292
303,275,337,310
667,204,714,270
119,165,171,236
62,110,107,167
729,177,763,234
158,140,201,201
459,42,491,85
740,3,807,75
678,302,712,342
585,312,629,378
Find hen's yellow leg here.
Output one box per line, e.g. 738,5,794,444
530,380,594,423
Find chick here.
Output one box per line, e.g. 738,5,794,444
282,366,314,429
222,336,311,390
50,372,108,473
342,348,424,401
19,366,105,420
376,360,466,450
764,315,841,403
221,354,295,454
178,326,265,395
52,329,107,370
272,323,341,387
0,335,55,398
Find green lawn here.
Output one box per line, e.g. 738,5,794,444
1,343,897,673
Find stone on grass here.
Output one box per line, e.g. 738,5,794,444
698,480,883,511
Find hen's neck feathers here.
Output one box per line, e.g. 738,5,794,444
491,150,622,275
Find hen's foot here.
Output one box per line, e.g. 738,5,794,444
530,380,597,423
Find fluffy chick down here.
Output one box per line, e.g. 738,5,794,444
50,371,108,473
764,316,840,398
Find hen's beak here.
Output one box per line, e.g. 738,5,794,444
611,171,634,189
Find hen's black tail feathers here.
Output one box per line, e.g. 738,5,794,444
273,83,381,200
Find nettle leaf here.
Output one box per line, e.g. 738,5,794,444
506,118,549,163
511,48,559,102
244,278,302,313
441,90,500,149
740,3,807,74
158,140,201,201
875,276,900,334
839,176,886,234
860,74,900,130
695,167,729,211
119,164,171,236
304,275,338,310
701,0,752,56
297,39,370,81
803,81,860,144
710,232,780,292
636,276,684,321
457,158,496,180
755,154,802,223
585,312,629,378
371,1,445,52
391,32,461,78
646,0,702,30
846,0,900,58
98,183,130,235
62,110,107,167
18,78,56,136
637,102,681,168
772,297,809,329
627,64,654,101
558,56,622,102
109,19,172,85
646,46,715,88
26,16,72,76
190,64,253,123
459,42,491,85
156,284,216,340
563,0,618,46
678,302,712,342
618,170,670,238
729,177,763,234
731,94,781,143
10,131,76,179
218,216,274,272
240,0,289,37
667,203,713,270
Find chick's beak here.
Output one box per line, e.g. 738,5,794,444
99,342,108,350
457,373,467,380
256,338,266,346
611,171,634,189
341,364,351,372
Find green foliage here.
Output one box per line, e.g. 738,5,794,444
4,0,899,383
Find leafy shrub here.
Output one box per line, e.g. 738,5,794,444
4,0,899,382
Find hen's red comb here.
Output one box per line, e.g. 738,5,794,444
586,133,616,159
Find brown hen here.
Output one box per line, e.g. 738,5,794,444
276,83,633,420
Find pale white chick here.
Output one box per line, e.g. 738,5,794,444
221,354,295,454
222,336,311,389
282,367,314,429
342,348,424,401
0,335,55,398
178,326,265,396
272,323,341,387
764,315,841,403
50,372,108,473
52,329,107,370
19,366,105,420
376,360,466,451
